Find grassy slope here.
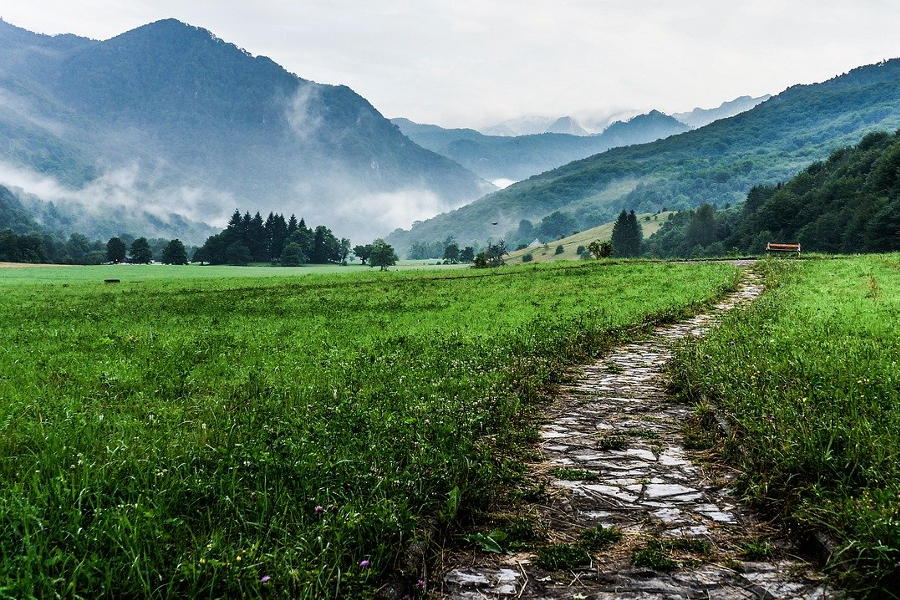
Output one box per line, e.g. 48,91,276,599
0,262,738,599
673,255,900,596
505,211,673,264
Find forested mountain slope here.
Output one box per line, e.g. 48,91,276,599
388,59,900,251
645,130,900,256
0,19,491,242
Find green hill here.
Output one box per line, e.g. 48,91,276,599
645,130,900,256
388,59,900,252
506,211,673,264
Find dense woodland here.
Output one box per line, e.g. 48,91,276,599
644,130,900,256
194,210,351,265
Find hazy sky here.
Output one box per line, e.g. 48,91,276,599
2,1,898,128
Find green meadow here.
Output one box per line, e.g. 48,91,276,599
0,260,465,286
0,261,738,599
674,255,900,596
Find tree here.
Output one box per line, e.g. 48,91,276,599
161,239,188,264
247,212,268,262
554,245,564,255
106,237,127,263
537,211,578,241
224,242,252,265
129,237,153,264
281,242,305,266
460,246,475,262
339,238,351,264
369,239,398,271
474,240,507,268
587,240,612,259
610,210,642,257
353,244,373,265
443,243,460,263
685,204,718,248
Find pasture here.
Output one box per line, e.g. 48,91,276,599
673,254,900,595
0,261,738,598
0,260,465,286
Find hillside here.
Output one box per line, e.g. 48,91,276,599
0,19,491,242
388,59,900,251
646,130,900,256
505,211,673,264
392,110,688,182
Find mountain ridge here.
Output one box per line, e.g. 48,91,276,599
0,18,492,242
386,59,900,251
391,110,688,182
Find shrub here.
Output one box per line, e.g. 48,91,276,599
522,253,533,263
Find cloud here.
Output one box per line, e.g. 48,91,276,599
0,160,233,238
0,89,68,137
284,83,323,141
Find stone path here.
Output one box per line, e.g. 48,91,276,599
437,272,840,599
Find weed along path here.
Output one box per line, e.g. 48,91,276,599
437,271,838,599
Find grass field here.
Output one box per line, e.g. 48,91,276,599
505,211,674,264
0,259,465,286
673,255,899,596
0,261,738,598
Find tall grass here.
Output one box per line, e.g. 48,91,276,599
673,255,900,597
0,262,738,598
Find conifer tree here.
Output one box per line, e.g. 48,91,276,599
161,239,188,264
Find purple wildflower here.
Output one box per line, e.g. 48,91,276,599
260,575,271,583
359,559,370,568
416,578,427,589
314,505,324,514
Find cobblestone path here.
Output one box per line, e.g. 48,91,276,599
437,272,839,600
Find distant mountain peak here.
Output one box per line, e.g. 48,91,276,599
673,94,771,128
546,116,588,136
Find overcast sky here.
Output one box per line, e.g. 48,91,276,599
2,0,898,128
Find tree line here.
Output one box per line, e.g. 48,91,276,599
193,210,351,266
644,130,900,257
0,230,195,265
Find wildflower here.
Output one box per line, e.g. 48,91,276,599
260,575,271,583
315,505,324,514
359,559,370,568
424,418,431,425
416,578,427,589
235,555,242,562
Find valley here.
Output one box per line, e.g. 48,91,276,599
0,6,897,599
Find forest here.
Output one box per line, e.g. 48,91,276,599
644,130,900,257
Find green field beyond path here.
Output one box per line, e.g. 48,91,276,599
674,254,900,595
0,261,737,598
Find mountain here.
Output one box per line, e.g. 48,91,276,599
0,19,492,242
387,59,900,251
673,94,770,128
480,115,561,137
0,185,39,233
391,110,688,183
545,116,588,135
645,130,900,256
